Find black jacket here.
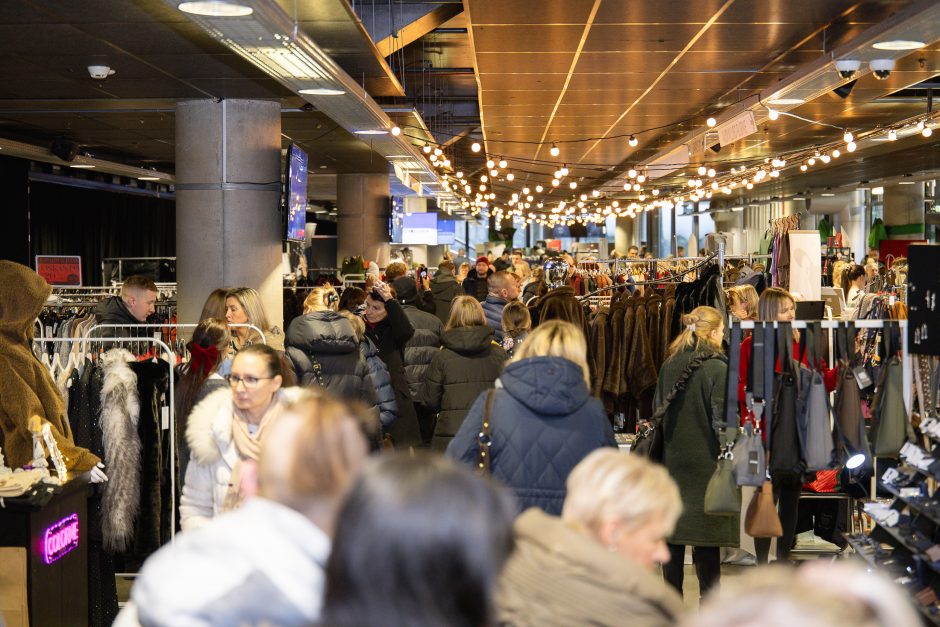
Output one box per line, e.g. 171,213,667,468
463,269,493,302
94,296,142,336
366,299,421,446
401,305,443,402
430,271,464,323
423,325,507,451
446,356,616,515
285,311,376,406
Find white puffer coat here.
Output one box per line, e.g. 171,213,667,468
179,386,305,531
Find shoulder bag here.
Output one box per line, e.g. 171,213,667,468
477,390,496,475
872,322,914,458
703,323,742,515
733,322,766,487
795,323,838,471
769,322,804,480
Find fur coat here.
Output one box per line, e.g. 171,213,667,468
180,386,305,531
100,349,142,553
0,261,99,472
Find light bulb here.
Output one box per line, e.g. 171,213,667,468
456,170,463,178
569,181,577,189
888,129,897,141
423,144,432,154
430,153,438,162
551,178,560,187
391,126,401,136
924,126,933,138
918,121,926,130
831,149,841,158
707,168,716,178
522,187,530,195
706,117,717,127
527,195,534,202
560,166,569,176
592,189,600,197
697,165,707,175
711,181,719,190
768,109,779,120
488,169,497,176
624,183,631,191
464,185,472,193
580,194,587,201
652,189,659,196
498,159,508,169
479,184,487,191
843,130,854,143
847,141,857,152
535,185,543,193
628,135,638,147
486,159,495,169
800,164,808,171
633,183,641,191
626,168,636,179
506,171,514,181
770,170,780,177
550,143,560,157
808,158,816,166
471,142,481,153
820,155,830,163
480,175,488,183
746,182,754,189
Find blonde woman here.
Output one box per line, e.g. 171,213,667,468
653,305,733,598
500,300,531,357
727,284,758,323
446,320,616,514
285,286,376,406
422,295,507,451
225,287,284,352
499,450,684,626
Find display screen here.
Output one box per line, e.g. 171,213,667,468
401,213,438,245
437,219,455,245
285,144,308,242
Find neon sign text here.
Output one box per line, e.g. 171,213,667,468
43,513,79,564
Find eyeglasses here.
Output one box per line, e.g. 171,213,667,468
224,374,274,389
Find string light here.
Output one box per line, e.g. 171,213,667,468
569,181,577,189
697,166,707,175
471,142,481,153
628,135,639,147
637,174,647,183
486,159,495,169
550,143,560,157
843,130,854,143
498,159,508,169
535,184,543,193
706,117,717,127
846,141,857,152
923,126,933,138
888,129,898,141
552,178,560,187
506,171,514,181
768,109,779,120
560,165,569,176
423,144,432,154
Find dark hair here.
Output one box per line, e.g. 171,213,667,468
841,263,866,296
177,318,230,428
439,260,455,273
235,343,282,378
322,453,515,627
198,288,229,323
338,287,367,312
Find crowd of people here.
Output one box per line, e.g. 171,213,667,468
95,250,919,627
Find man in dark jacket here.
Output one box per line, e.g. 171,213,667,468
392,276,443,446
462,257,493,302
493,250,512,272
94,275,158,336
430,261,464,323
481,271,520,342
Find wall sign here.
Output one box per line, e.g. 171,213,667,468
35,255,82,286
42,513,80,564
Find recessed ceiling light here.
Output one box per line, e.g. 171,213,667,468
899,180,917,184
354,130,389,135
821,192,835,197
873,39,925,51
299,88,345,96
70,164,96,169
766,97,805,106
138,176,160,181
178,1,253,16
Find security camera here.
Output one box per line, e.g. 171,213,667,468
870,59,895,80
835,59,861,79
87,65,115,80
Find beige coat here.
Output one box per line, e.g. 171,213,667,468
498,509,684,627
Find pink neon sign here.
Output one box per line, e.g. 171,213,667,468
43,513,79,564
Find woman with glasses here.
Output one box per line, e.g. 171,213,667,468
180,344,304,530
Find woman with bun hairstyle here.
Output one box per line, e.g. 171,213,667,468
653,306,734,599
841,263,867,317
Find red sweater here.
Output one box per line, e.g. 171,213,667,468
737,335,838,426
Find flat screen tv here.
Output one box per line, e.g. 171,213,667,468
401,212,438,245
437,219,455,245
285,144,308,242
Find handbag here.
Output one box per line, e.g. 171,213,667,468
834,322,873,474
730,323,766,486
795,323,838,471
477,390,496,475
769,323,805,480
745,479,783,537
872,323,913,458
704,443,741,516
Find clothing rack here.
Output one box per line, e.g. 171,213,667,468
577,252,722,301
81,323,267,345
30,335,178,575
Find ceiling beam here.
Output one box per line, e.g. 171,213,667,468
442,126,479,147
376,5,464,58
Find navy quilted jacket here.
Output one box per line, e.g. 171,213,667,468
481,294,508,342
446,356,616,515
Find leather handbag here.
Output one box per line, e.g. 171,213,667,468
834,322,872,472
477,390,496,475
796,323,838,471
745,479,783,537
730,323,766,486
872,323,914,458
770,323,805,480
704,443,741,516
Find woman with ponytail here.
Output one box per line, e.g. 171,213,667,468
176,318,232,477
654,306,735,599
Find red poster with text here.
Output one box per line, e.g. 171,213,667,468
546,240,562,252
35,256,82,286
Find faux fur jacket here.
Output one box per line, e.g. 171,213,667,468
180,386,305,531
100,349,142,553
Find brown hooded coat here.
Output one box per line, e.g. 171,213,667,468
0,261,100,472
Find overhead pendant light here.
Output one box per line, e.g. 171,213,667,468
550,143,560,157
486,159,495,169
178,1,253,16
471,142,481,153
569,181,577,189
490,168,498,177
628,135,639,147
434,147,443,156
535,184,543,193
637,174,647,184
560,165,569,176
628,168,637,178
873,39,925,50
831,149,841,158
498,159,508,169
299,87,345,96
697,165,707,176
552,178,560,187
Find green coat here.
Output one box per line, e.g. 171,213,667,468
655,345,739,548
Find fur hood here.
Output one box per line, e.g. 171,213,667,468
186,386,306,466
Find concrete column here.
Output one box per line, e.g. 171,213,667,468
336,173,390,267
615,218,634,255
175,99,283,327
883,184,926,240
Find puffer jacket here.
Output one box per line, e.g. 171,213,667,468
423,325,507,451
401,304,443,401
462,269,492,302
429,270,463,323
285,311,376,406
360,337,397,428
446,356,616,515
482,294,509,342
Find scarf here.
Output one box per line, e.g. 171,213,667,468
222,395,284,512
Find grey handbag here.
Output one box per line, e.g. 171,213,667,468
730,322,766,486
796,323,837,471
733,423,766,487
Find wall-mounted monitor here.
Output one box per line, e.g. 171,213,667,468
401,212,438,245
437,219,455,245
285,144,308,242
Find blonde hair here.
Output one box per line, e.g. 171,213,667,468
513,261,531,281
260,390,369,511
226,287,272,340
758,287,795,322
831,260,849,293
338,310,366,342
727,285,758,320
198,288,229,323
563,449,682,537
445,295,487,331
303,286,339,313
512,320,590,387
668,305,723,356
501,301,531,338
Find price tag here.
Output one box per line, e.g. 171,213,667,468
853,366,873,389
161,406,169,431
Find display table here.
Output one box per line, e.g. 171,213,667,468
0,477,91,627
